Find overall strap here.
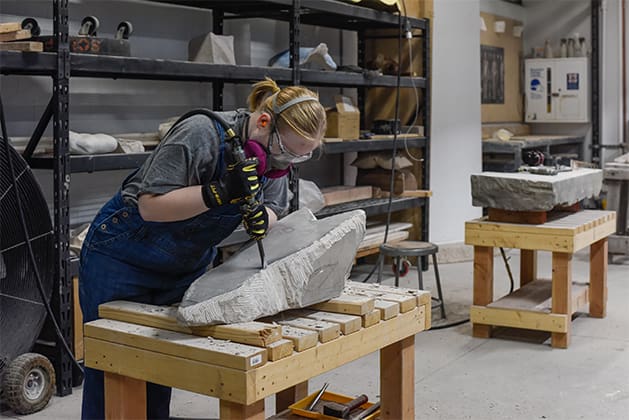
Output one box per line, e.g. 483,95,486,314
213,120,227,181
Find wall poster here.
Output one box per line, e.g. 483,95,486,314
481,45,505,104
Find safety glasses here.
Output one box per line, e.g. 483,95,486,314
271,125,312,164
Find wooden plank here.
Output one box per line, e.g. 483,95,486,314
520,249,537,287
266,339,294,361
344,287,417,313
104,372,146,420
265,316,340,343
466,227,576,253
356,231,408,258
473,246,494,338
86,337,249,403
0,41,43,52
289,310,362,335
85,307,426,405
219,399,265,420
0,29,31,42
380,335,414,420
99,301,281,347
488,279,589,315
73,277,84,360
346,280,431,306
573,215,616,252
279,326,319,351
374,299,400,320
470,306,568,333
488,208,547,225
276,381,308,413
321,185,373,206
362,309,382,327
0,22,21,33
309,294,375,316
399,189,432,198
358,230,409,250
85,319,267,371
589,238,608,318
551,252,572,348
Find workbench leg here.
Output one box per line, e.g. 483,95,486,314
473,246,494,338
380,335,415,420
520,249,537,287
104,372,146,420
220,399,265,420
551,252,572,349
589,238,608,318
275,381,308,413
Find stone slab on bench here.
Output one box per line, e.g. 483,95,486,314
177,208,366,326
471,168,603,211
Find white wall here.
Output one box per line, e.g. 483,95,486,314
430,0,483,244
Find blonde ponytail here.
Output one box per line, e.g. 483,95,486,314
247,78,327,143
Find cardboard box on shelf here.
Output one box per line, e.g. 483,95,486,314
325,95,360,140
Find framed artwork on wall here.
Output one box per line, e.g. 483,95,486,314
481,45,505,104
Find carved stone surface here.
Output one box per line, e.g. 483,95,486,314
471,169,603,211
177,209,366,326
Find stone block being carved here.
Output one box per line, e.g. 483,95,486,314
471,168,603,211
177,209,366,326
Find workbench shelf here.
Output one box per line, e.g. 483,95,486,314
316,196,426,218
28,152,152,173
322,137,427,153
0,51,425,88
0,0,430,399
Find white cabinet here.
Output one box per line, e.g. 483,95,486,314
525,58,589,123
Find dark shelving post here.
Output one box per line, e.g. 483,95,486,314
52,0,74,397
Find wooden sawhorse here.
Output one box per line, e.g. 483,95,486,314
465,210,616,348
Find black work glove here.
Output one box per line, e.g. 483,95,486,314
202,157,260,208
243,205,269,241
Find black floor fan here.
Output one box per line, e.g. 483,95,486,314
0,140,57,414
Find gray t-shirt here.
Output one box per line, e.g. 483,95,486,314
122,110,289,218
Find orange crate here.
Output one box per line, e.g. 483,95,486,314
289,390,379,420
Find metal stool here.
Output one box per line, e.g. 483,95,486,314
378,241,446,319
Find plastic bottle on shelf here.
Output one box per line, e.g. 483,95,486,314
560,39,567,57
567,38,575,57
544,40,553,58
578,37,587,57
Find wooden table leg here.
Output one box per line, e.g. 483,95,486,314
220,399,265,420
520,249,537,287
275,381,308,413
380,335,415,420
551,252,572,349
104,372,146,420
589,238,608,318
473,246,494,338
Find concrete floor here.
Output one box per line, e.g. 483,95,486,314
2,250,628,419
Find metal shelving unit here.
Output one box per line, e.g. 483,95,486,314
315,196,426,217
0,0,430,396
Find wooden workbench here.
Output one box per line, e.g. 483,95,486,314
465,210,616,348
84,284,431,419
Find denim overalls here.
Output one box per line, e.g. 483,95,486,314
79,121,242,420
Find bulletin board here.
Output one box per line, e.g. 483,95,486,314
480,12,523,123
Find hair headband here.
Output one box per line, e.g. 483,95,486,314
271,93,319,115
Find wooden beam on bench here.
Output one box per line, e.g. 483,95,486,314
99,301,281,347
309,294,375,316
85,319,267,370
